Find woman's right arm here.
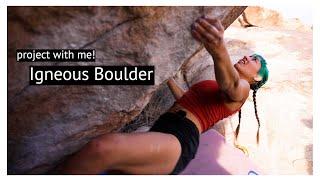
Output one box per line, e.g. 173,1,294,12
191,17,250,102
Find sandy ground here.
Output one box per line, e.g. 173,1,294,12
215,24,313,175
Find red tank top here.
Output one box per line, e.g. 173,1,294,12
176,80,240,132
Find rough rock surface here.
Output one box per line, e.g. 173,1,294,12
8,6,245,174
235,6,311,31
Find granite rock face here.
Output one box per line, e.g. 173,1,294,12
236,6,311,31
8,6,245,174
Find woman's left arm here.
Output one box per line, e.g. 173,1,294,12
191,17,249,102
167,78,185,100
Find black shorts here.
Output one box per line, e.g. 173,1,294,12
149,110,200,175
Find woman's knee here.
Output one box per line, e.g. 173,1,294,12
85,133,126,158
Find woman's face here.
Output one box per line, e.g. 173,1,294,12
234,55,262,83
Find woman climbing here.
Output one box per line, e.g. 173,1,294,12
55,16,269,175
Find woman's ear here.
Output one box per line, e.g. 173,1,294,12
254,74,262,82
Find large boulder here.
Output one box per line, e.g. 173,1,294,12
8,6,246,174
235,6,311,31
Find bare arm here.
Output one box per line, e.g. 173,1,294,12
167,78,185,100
191,17,249,102
211,44,249,102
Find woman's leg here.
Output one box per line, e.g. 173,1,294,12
57,132,182,174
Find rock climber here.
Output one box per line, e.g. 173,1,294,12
55,16,269,175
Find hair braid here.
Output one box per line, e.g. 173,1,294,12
253,90,260,144
235,109,241,139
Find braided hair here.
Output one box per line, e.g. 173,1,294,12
235,90,260,144
235,109,241,139
252,90,260,144
235,54,268,145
